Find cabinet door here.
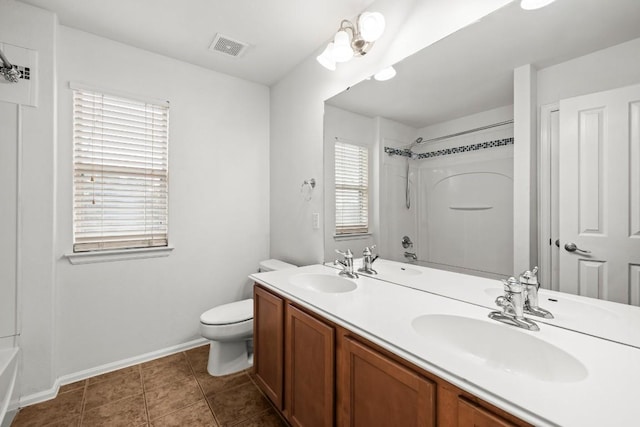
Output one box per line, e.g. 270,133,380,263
341,337,435,427
458,397,516,427
254,285,284,409
286,304,335,427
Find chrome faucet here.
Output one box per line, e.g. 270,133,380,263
520,267,554,319
335,249,359,279
488,277,539,331
358,245,378,275
404,251,417,261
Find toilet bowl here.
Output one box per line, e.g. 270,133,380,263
200,259,296,376
200,299,254,376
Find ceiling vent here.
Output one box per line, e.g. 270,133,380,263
209,34,250,58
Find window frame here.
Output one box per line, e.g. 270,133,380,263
70,83,170,256
334,140,370,236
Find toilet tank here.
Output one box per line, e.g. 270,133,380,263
258,259,297,272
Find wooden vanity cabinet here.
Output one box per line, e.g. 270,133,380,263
286,304,335,427
254,286,285,409
253,284,530,427
339,336,435,427
254,285,335,426
457,397,517,427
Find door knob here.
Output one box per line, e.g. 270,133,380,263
564,243,591,254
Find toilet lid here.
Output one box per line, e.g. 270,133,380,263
200,299,253,325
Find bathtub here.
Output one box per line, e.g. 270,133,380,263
0,347,19,426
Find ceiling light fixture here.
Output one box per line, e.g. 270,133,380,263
316,11,385,71
520,0,557,10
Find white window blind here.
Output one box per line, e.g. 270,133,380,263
72,87,169,252
335,141,369,235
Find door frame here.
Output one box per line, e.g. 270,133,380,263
538,102,559,291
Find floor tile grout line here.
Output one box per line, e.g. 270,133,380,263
141,353,194,393
80,390,146,418
143,351,210,424
185,349,223,426
79,370,144,414
78,378,89,427
139,364,151,426
84,365,139,386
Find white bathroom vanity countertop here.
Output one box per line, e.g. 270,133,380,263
250,264,640,427
348,258,640,349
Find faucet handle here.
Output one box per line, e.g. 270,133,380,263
363,245,377,256
502,277,522,293
520,266,540,287
335,248,353,259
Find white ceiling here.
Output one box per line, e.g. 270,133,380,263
18,0,375,86
327,0,640,129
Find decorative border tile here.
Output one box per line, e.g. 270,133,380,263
385,137,514,159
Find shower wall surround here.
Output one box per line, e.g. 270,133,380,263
380,107,514,278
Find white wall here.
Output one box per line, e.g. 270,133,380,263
537,37,640,107
0,0,57,397
0,102,18,341
55,27,270,377
270,0,513,266
323,105,376,261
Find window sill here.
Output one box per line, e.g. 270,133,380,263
64,246,174,265
333,233,372,241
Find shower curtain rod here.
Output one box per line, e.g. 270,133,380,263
419,119,513,144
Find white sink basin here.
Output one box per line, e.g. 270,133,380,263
411,314,587,383
290,273,357,293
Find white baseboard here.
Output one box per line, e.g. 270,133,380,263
19,338,208,408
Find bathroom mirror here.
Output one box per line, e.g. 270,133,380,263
324,0,640,345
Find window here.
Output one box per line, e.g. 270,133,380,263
72,86,169,252
335,141,369,235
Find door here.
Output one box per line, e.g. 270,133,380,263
559,83,640,305
286,305,334,427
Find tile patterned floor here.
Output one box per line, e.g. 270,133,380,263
11,345,288,427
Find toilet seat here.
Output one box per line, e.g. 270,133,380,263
200,299,253,325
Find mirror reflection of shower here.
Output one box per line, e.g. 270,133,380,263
380,113,514,280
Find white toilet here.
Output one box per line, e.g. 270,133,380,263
199,259,296,376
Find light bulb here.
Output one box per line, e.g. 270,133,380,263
520,0,557,10
316,43,336,71
331,30,354,63
374,66,396,81
358,12,385,42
